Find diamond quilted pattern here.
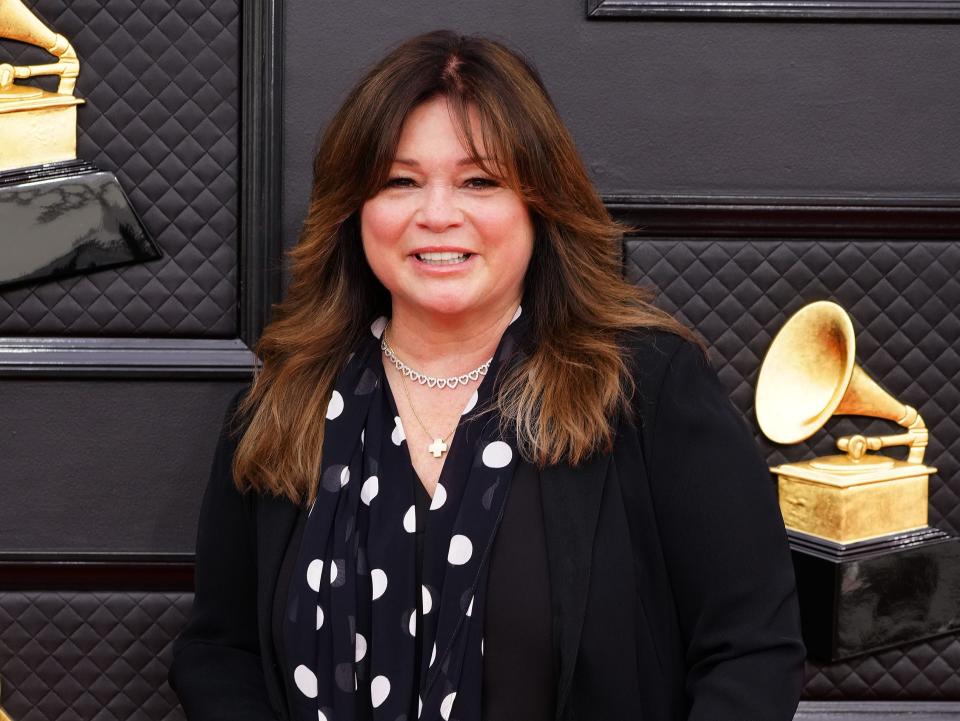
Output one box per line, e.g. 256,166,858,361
0,592,190,720
803,637,960,700
625,238,960,698
0,0,239,336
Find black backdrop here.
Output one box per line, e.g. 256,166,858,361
1,1,958,718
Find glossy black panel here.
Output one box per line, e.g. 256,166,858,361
0,160,160,289
791,528,960,662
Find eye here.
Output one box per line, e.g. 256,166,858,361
385,176,417,188
464,177,499,190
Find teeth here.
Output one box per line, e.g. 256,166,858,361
416,251,469,265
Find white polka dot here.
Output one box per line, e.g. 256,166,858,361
318,711,328,721
361,476,379,505
440,691,457,720
371,675,390,708
329,560,338,584
316,605,324,629
355,632,367,662
422,585,433,614
403,505,416,533
340,466,350,487
306,559,324,591
408,610,417,637
294,665,318,698
360,429,365,447
482,441,512,468
418,696,423,718
326,391,344,420
481,638,484,656
430,483,447,510
429,643,436,666
462,389,478,415
370,316,388,338
510,304,522,324
371,568,388,600
447,535,473,565
392,416,406,445
466,595,474,617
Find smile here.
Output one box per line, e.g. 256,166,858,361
415,251,472,265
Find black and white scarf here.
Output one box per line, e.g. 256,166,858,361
284,307,526,721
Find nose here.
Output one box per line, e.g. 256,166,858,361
415,182,464,232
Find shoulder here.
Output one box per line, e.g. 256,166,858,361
220,384,254,441
616,327,726,444
620,327,709,397
207,384,256,504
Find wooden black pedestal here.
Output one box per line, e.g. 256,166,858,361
789,527,960,662
0,159,160,288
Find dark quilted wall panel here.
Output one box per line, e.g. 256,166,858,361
0,592,190,721
803,637,960,700
625,237,960,699
0,0,239,336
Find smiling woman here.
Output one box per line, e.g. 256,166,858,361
170,30,805,721
360,97,534,330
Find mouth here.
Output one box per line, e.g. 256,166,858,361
414,251,473,265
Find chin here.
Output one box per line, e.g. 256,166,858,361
421,300,475,318
409,292,480,319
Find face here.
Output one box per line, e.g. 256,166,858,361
360,96,534,326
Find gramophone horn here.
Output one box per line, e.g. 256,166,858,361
0,0,59,51
756,300,911,445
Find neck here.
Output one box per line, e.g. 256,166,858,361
385,298,520,376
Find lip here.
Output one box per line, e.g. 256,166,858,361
408,250,476,274
409,246,475,256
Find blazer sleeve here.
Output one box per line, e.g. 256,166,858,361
169,392,278,721
647,339,806,721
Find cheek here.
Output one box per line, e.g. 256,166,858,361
483,202,534,267
360,199,408,252
360,201,401,289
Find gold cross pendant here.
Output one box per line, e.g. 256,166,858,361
428,437,448,458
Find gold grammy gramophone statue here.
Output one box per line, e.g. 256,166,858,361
0,676,15,721
756,300,937,544
0,0,82,171
756,300,960,661
0,0,158,289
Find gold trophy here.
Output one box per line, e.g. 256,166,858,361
756,300,960,660
0,0,159,288
0,704,11,721
0,676,15,721
0,0,82,170
756,300,937,544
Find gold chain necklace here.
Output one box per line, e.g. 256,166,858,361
383,322,482,458
397,370,456,458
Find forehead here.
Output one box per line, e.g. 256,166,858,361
393,96,488,160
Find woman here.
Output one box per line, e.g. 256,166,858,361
170,30,805,721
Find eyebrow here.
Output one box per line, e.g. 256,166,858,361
393,157,489,168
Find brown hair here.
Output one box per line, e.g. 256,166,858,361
234,30,700,504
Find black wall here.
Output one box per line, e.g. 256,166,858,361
283,2,960,248
1,1,958,717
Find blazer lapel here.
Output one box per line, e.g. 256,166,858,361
539,450,611,721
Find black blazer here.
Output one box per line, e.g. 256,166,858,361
170,330,806,721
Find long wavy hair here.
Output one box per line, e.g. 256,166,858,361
234,30,700,505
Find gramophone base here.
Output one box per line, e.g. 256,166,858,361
0,160,161,288
789,527,960,662
775,460,935,544
0,97,81,172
